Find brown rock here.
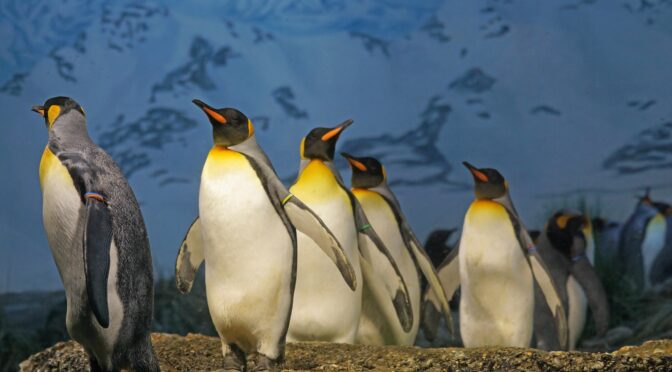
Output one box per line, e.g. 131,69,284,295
20,333,672,371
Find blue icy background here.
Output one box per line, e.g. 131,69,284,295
1,0,671,291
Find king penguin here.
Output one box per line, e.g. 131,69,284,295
533,211,609,350
286,121,414,344
424,162,568,348
340,153,454,345
174,99,357,371
564,215,598,350
619,190,667,291
32,97,159,371
650,202,672,286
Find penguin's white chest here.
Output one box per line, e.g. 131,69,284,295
642,214,667,288
459,200,533,347
199,147,293,355
566,276,587,350
40,147,85,289
39,148,123,367
287,160,361,343
354,189,420,345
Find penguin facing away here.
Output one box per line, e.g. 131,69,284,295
424,162,568,348
174,99,356,371
341,153,454,345
286,121,414,344
533,211,609,351
32,97,159,372
619,191,667,291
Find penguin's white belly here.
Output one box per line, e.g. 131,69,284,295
288,198,360,342
566,276,587,350
459,200,533,348
288,164,361,343
200,149,292,356
354,191,420,345
40,149,123,367
642,215,667,288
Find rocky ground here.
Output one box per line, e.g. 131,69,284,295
19,333,672,371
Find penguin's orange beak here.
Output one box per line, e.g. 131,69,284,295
463,161,488,182
341,152,367,171
193,99,227,124
31,105,45,117
321,119,353,141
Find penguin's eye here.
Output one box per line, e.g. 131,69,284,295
47,105,61,126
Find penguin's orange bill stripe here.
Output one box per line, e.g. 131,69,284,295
202,106,227,124
469,168,488,182
556,214,570,229
347,158,367,171
321,126,343,141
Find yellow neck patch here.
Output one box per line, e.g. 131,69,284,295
466,199,509,225
47,105,61,127
291,160,344,203
39,146,73,191
203,146,249,176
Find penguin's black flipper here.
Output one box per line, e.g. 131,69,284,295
375,191,455,337
352,197,413,332
83,197,112,328
506,210,569,350
175,217,204,294
421,244,460,341
571,256,610,336
230,137,357,290
283,196,357,290
53,149,113,329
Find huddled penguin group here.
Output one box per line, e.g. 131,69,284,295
30,96,672,371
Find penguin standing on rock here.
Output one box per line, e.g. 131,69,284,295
32,97,159,371
287,121,414,344
424,162,568,348
175,100,356,372
340,153,453,345
533,211,609,350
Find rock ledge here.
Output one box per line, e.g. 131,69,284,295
20,333,672,371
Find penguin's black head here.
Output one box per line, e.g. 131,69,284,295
301,119,353,161
653,201,671,216
637,187,653,206
424,228,457,268
463,162,507,200
32,96,85,129
341,153,386,188
546,210,588,259
193,99,254,147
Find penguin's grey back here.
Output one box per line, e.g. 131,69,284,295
49,118,155,360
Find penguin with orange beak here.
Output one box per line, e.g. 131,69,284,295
175,99,357,371
286,121,413,344
341,153,454,345
424,162,568,348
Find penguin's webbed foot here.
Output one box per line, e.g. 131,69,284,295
249,353,277,372
222,343,246,372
